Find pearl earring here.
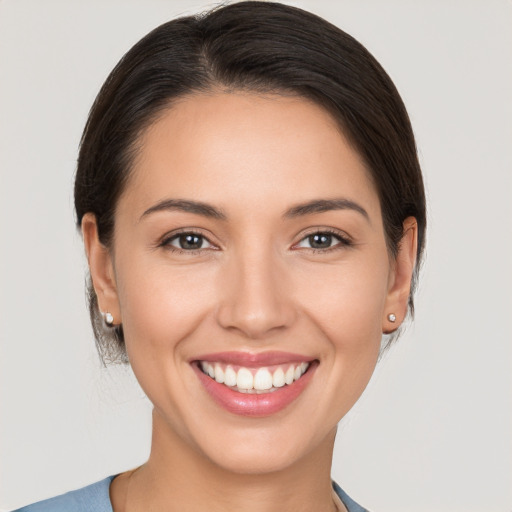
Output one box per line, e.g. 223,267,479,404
387,313,396,323
104,312,114,326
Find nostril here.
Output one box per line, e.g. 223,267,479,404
215,298,295,339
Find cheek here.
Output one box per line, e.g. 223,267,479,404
115,255,217,355
300,257,389,410
113,256,221,429
296,256,390,346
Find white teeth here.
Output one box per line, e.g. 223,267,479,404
214,364,224,384
272,367,285,388
224,366,237,387
236,367,254,390
285,366,295,385
254,368,273,390
199,361,311,392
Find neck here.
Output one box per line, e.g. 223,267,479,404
117,408,341,512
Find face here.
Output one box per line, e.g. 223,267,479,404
85,92,415,474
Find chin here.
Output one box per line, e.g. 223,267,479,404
202,439,308,475
191,420,335,476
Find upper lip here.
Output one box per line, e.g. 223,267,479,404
192,351,315,366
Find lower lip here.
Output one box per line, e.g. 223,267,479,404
192,362,317,417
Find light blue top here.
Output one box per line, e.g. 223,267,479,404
14,476,369,512
14,477,115,512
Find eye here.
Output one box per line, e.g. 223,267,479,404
295,230,351,251
164,232,214,251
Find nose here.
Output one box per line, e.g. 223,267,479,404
215,248,296,339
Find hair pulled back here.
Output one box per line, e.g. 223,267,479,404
75,1,426,363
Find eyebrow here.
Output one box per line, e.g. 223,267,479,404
283,198,370,222
140,199,227,221
140,197,369,223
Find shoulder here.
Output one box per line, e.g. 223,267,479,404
332,480,371,512
13,476,115,512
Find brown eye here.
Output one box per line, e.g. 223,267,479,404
308,233,333,249
295,231,351,251
166,233,213,251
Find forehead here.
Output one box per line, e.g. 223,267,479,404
121,92,380,220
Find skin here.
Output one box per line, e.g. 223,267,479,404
83,92,417,512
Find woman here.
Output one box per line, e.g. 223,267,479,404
15,1,425,511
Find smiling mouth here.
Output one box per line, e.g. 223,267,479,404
198,361,310,394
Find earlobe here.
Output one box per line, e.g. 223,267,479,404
383,217,418,332
81,213,121,323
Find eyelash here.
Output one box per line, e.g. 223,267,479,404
292,228,353,253
159,229,217,255
158,228,352,255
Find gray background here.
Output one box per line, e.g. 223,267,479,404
1,1,511,510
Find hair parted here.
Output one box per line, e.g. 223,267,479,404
75,1,426,364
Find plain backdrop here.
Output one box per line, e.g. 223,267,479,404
1,1,511,511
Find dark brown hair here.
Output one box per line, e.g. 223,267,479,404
75,1,426,363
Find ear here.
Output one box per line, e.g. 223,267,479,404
383,217,418,333
82,213,121,325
